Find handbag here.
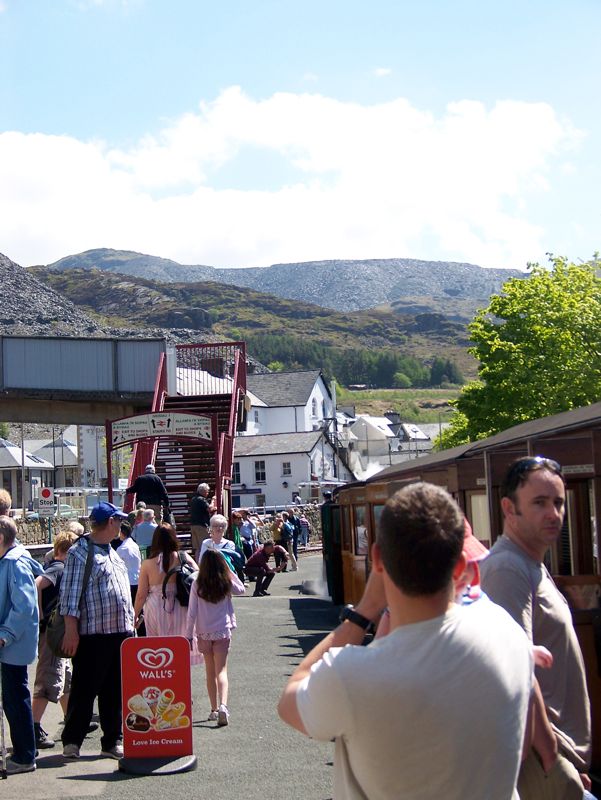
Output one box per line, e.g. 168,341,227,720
162,551,197,608
46,537,95,659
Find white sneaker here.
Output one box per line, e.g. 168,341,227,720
217,704,229,727
208,710,219,721
6,756,36,774
63,744,80,760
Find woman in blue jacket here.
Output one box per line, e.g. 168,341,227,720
0,516,43,774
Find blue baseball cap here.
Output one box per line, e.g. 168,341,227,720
89,501,128,523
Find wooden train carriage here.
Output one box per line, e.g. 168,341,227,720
329,400,601,771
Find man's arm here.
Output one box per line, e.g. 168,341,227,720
278,570,386,734
529,679,558,771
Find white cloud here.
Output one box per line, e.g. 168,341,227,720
373,67,392,77
0,88,582,269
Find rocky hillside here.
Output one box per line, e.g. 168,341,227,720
41,248,523,318
0,252,261,366
0,252,103,336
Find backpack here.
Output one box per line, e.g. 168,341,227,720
162,551,197,607
40,560,64,632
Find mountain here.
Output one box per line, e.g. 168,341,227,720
29,264,475,378
41,248,523,319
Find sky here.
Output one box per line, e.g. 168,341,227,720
0,0,599,270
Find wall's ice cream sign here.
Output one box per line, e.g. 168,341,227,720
121,638,193,759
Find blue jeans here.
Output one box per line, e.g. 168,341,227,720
1,662,36,764
583,791,597,800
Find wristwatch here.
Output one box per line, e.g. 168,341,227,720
339,605,376,635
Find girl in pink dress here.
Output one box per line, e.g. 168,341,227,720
134,523,202,664
186,550,245,726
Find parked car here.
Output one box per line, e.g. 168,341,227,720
26,503,80,521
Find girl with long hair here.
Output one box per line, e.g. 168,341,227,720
186,550,245,725
134,523,201,663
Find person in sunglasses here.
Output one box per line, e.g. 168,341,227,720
480,456,595,800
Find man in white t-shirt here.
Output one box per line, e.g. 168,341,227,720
278,482,533,800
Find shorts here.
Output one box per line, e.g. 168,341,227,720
33,629,72,703
196,636,231,656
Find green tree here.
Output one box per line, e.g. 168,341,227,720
393,372,412,388
267,360,285,372
443,255,601,447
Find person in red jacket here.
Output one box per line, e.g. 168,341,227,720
244,541,285,597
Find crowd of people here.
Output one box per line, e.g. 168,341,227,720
0,458,597,799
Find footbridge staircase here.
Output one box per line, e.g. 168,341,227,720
120,342,247,537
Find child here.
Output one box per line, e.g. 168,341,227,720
186,550,245,726
455,520,553,668
378,518,554,670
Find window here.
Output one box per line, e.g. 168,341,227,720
311,398,318,417
254,409,260,423
232,461,241,484
282,461,291,476
254,460,266,483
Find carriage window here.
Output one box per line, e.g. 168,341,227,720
354,505,369,555
467,492,491,550
342,506,352,550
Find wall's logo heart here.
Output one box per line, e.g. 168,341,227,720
137,648,174,669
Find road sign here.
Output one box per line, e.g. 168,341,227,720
38,487,55,517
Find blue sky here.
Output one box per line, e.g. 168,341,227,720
0,0,599,269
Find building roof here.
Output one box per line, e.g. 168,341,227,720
30,435,79,467
246,370,327,407
0,439,54,470
364,400,601,483
351,415,396,437
233,431,327,457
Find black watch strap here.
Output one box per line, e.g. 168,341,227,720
339,604,376,635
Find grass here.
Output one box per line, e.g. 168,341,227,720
335,387,460,423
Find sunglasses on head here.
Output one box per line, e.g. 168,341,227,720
502,456,564,498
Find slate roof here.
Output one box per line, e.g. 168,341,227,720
246,370,327,407
0,439,54,469
233,431,326,457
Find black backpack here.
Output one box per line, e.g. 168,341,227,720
162,551,197,608
40,560,64,632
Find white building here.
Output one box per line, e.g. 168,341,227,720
0,438,54,511
242,370,336,435
231,431,351,508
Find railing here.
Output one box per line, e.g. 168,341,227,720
123,353,167,512
215,345,246,510
175,341,246,396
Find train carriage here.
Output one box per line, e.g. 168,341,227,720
326,400,601,772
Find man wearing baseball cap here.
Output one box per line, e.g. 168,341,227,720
59,502,135,761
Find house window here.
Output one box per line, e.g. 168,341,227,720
254,409,260,423
232,461,241,484
254,460,266,483
311,398,318,417
282,461,291,476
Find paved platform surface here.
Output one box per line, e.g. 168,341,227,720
2,555,338,800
